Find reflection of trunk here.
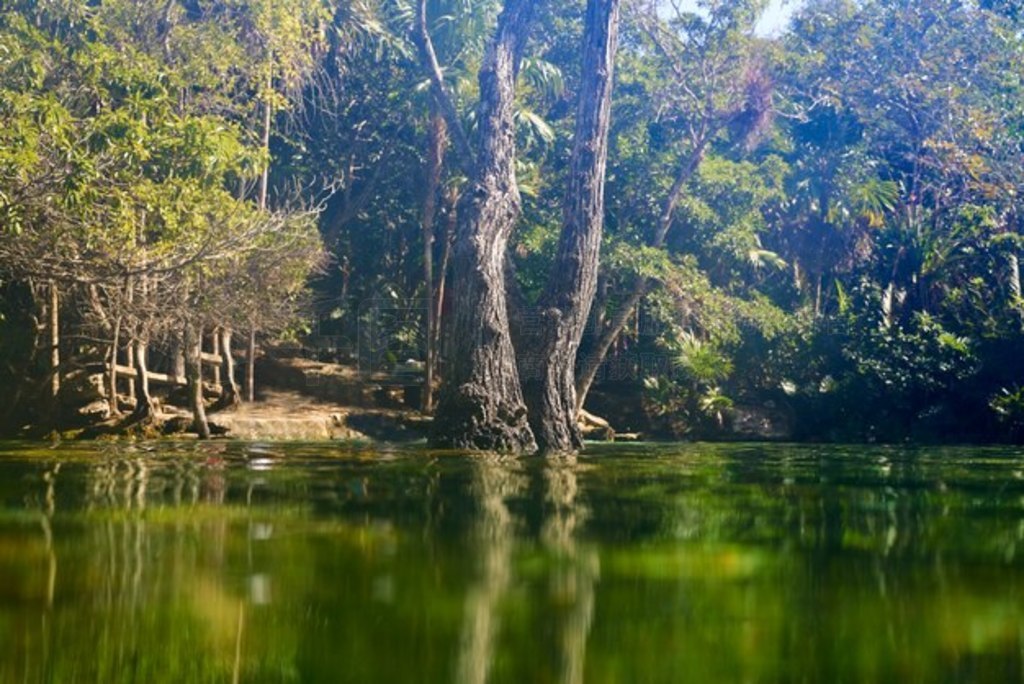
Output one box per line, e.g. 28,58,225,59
456,458,525,684
185,325,211,439
217,328,241,409
540,457,598,684
246,327,256,403
422,110,448,414
131,340,155,420
523,0,620,452
431,0,539,452
574,142,707,414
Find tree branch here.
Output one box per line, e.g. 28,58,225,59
414,0,476,176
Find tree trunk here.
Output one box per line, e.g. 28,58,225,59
171,338,186,384
576,284,644,413
522,0,620,452
131,339,155,420
430,0,539,452
49,281,60,403
211,329,222,389
258,75,272,211
422,110,448,414
435,188,457,376
246,326,256,403
1010,252,1022,300
107,316,121,417
185,325,211,439
217,328,241,409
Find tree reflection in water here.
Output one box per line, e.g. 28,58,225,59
455,454,525,684
2,443,1024,682
455,454,599,684
538,455,599,684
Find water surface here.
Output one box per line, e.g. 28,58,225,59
1,441,1023,682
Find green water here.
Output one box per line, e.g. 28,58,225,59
1,441,1024,683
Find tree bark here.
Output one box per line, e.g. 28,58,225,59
185,324,211,439
433,188,457,387
49,281,60,403
1008,252,1022,329
575,286,643,413
170,337,186,384
131,339,155,420
258,74,272,211
216,328,241,409
422,110,448,414
211,328,222,389
430,0,539,452
1008,252,1021,299
107,316,121,417
246,326,256,403
522,0,620,452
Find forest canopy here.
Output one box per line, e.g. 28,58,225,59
1,0,1023,446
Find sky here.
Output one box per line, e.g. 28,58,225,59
670,0,807,36
755,0,806,35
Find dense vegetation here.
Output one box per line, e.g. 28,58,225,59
2,0,1023,444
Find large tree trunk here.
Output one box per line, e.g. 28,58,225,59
430,0,539,452
522,0,620,452
184,325,211,439
422,110,448,414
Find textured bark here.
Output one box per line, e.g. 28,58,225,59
430,0,538,452
1009,252,1022,329
185,325,210,439
522,0,620,452
422,111,447,414
1010,253,1022,300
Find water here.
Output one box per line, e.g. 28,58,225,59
1,440,1024,683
